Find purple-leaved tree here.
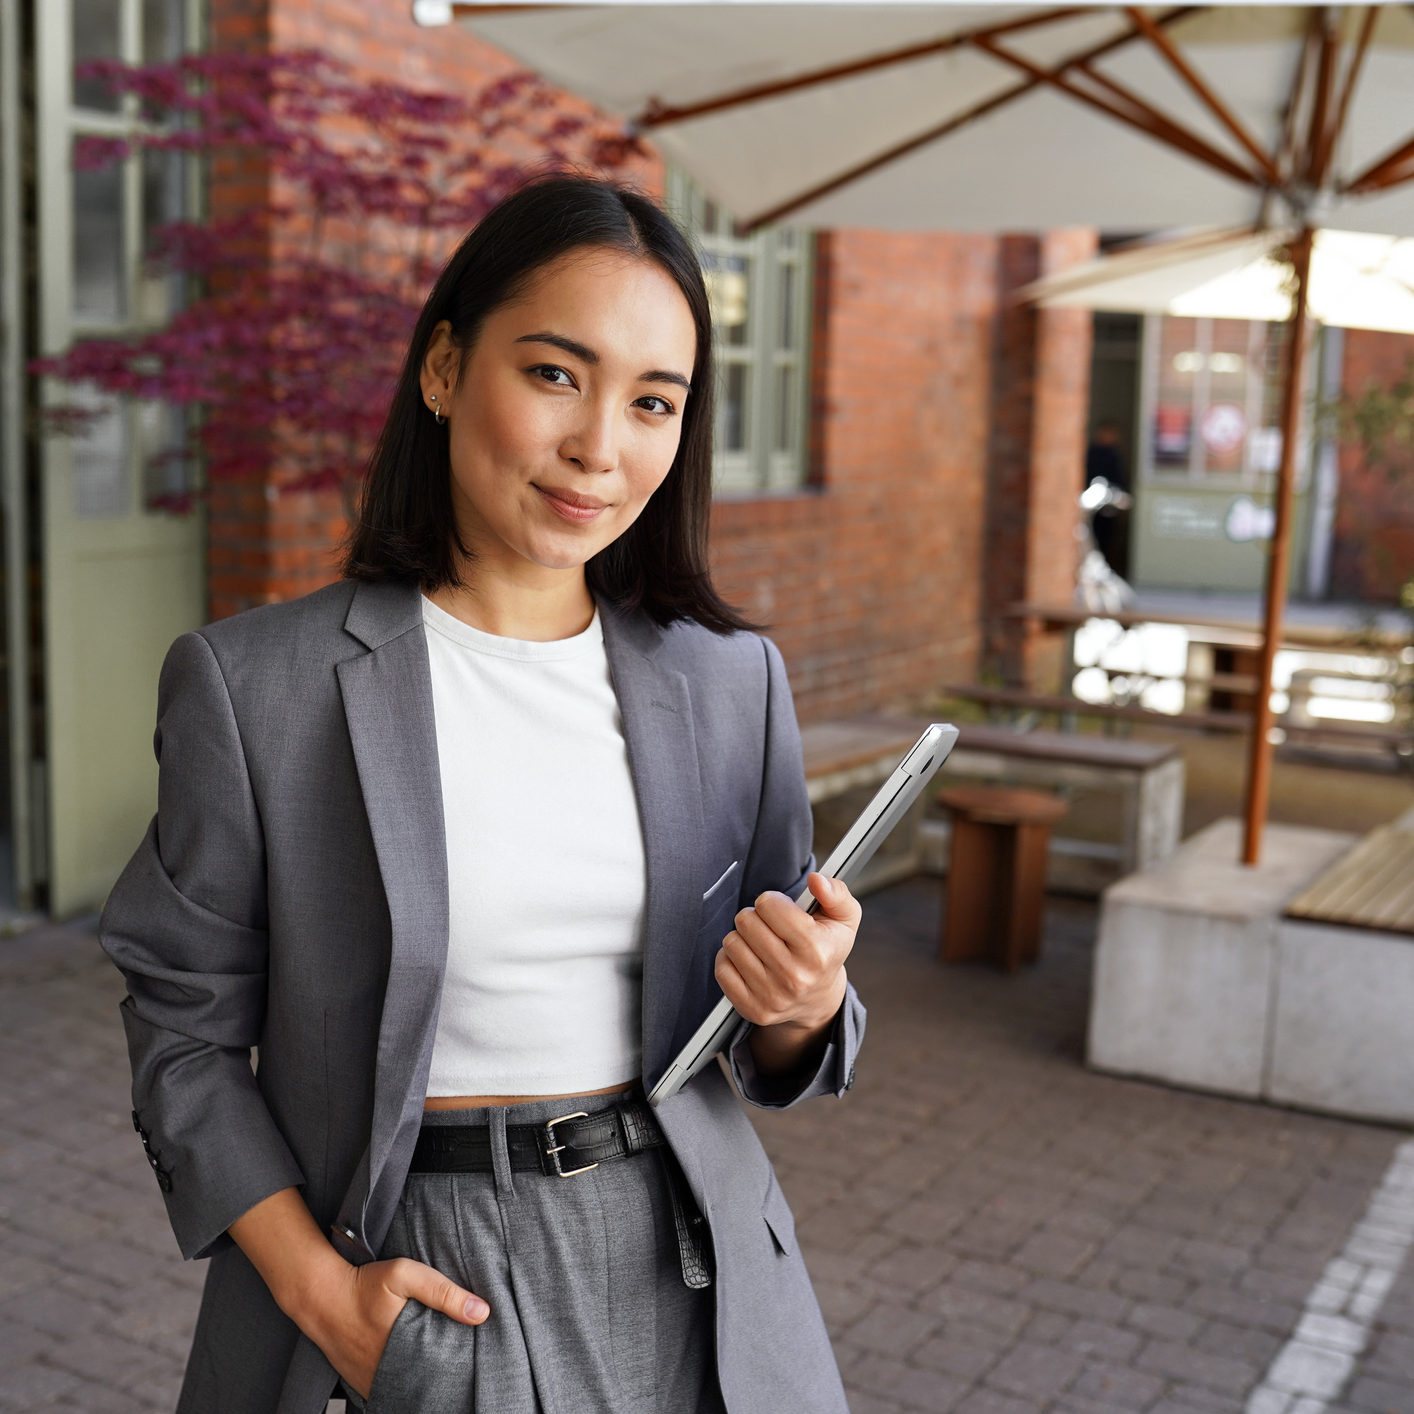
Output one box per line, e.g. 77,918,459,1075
34,49,646,508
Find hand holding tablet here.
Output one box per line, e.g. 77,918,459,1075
647,723,958,1107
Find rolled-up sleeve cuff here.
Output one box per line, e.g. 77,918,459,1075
727,982,866,1109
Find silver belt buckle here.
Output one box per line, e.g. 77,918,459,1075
544,1111,599,1177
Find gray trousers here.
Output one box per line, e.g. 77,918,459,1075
344,1095,725,1414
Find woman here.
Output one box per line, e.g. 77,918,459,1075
100,174,866,1414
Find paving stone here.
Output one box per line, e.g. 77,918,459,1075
843,1301,941,1359
949,1258,1030,1298
0,1359,83,1406
983,1340,1083,1400
1062,1319,1142,1364
1193,1317,1285,1365
1344,1372,1414,1412
1012,1230,1096,1279
953,1389,1037,1414
1137,1336,1261,1393
817,1280,873,1331
1125,1301,1205,1342
1017,1309,1072,1345
918,1285,1031,1337
847,1352,969,1412
48,1381,149,1412
1050,1398,1150,1414
1068,1357,1168,1407
1113,1265,1194,1305
1019,1278,1130,1325
912,1328,1007,1382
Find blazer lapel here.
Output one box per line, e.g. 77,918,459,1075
335,580,449,1235
599,601,706,1088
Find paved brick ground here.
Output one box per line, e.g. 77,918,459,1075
1,884,1411,1413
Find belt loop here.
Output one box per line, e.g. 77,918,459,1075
489,1107,515,1201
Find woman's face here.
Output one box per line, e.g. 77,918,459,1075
420,247,697,585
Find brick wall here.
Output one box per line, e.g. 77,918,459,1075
1330,329,1414,603
982,230,1096,691
710,228,1000,722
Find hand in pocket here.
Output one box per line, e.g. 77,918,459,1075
319,1256,490,1401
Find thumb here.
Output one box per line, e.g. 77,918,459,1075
808,872,861,924
397,1259,490,1325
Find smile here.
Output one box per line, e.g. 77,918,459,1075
534,485,609,524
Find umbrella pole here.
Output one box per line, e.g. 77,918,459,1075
1241,225,1315,867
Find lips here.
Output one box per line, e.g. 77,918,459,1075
534,485,608,524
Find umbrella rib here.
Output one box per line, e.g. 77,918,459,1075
1273,15,1317,188
1071,61,1263,188
1345,130,1414,195
1313,4,1378,188
739,76,1038,231
975,34,1261,190
1302,8,1339,187
734,9,1194,231
1123,5,1280,184
631,6,1098,130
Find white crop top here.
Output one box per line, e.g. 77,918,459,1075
421,595,647,1097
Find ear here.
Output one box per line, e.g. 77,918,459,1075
419,320,458,409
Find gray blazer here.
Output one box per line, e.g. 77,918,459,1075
100,577,865,1414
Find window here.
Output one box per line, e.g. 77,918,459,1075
1142,314,1310,487
65,0,201,515
666,168,813,495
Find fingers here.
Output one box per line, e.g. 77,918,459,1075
805,873,862,926
386,1257,490,1324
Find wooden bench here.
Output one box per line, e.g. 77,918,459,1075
1285,806,1414,937
944,683,1414,768
800,718,931,895
800,715,1186,897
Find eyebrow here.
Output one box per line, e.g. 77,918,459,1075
515,331,692,394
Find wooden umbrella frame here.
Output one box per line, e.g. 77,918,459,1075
453,3,1414,864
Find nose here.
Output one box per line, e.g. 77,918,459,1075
559,397,620,475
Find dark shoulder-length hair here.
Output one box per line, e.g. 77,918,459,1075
342,172,754,634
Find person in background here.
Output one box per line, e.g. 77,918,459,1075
1085,418,1131,578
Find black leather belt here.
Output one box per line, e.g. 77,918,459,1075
408,1097,712,1289
411,1099,666,1178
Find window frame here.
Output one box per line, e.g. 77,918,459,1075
666,167,814,497
64,0,205,515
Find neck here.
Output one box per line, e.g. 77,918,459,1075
427,567,596,642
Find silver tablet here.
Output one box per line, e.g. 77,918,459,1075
647,722,958,1108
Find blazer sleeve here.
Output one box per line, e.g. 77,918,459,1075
99,631,305,1261
726,634,866,1109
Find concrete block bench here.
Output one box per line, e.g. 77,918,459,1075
1090,810,1414,1126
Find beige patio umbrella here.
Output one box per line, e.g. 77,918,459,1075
450,2,1414,865
1026,224,1414,332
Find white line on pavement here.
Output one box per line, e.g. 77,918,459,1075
1244,1137,1414,1414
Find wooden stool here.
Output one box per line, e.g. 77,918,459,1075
937,784,1068,972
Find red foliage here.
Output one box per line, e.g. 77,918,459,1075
33,48,639,499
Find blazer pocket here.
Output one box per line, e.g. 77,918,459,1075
702,860,740,903
762,1171,797,1257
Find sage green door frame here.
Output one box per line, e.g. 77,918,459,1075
33,0,207,917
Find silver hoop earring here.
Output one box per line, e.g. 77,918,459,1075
429,395,446,426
